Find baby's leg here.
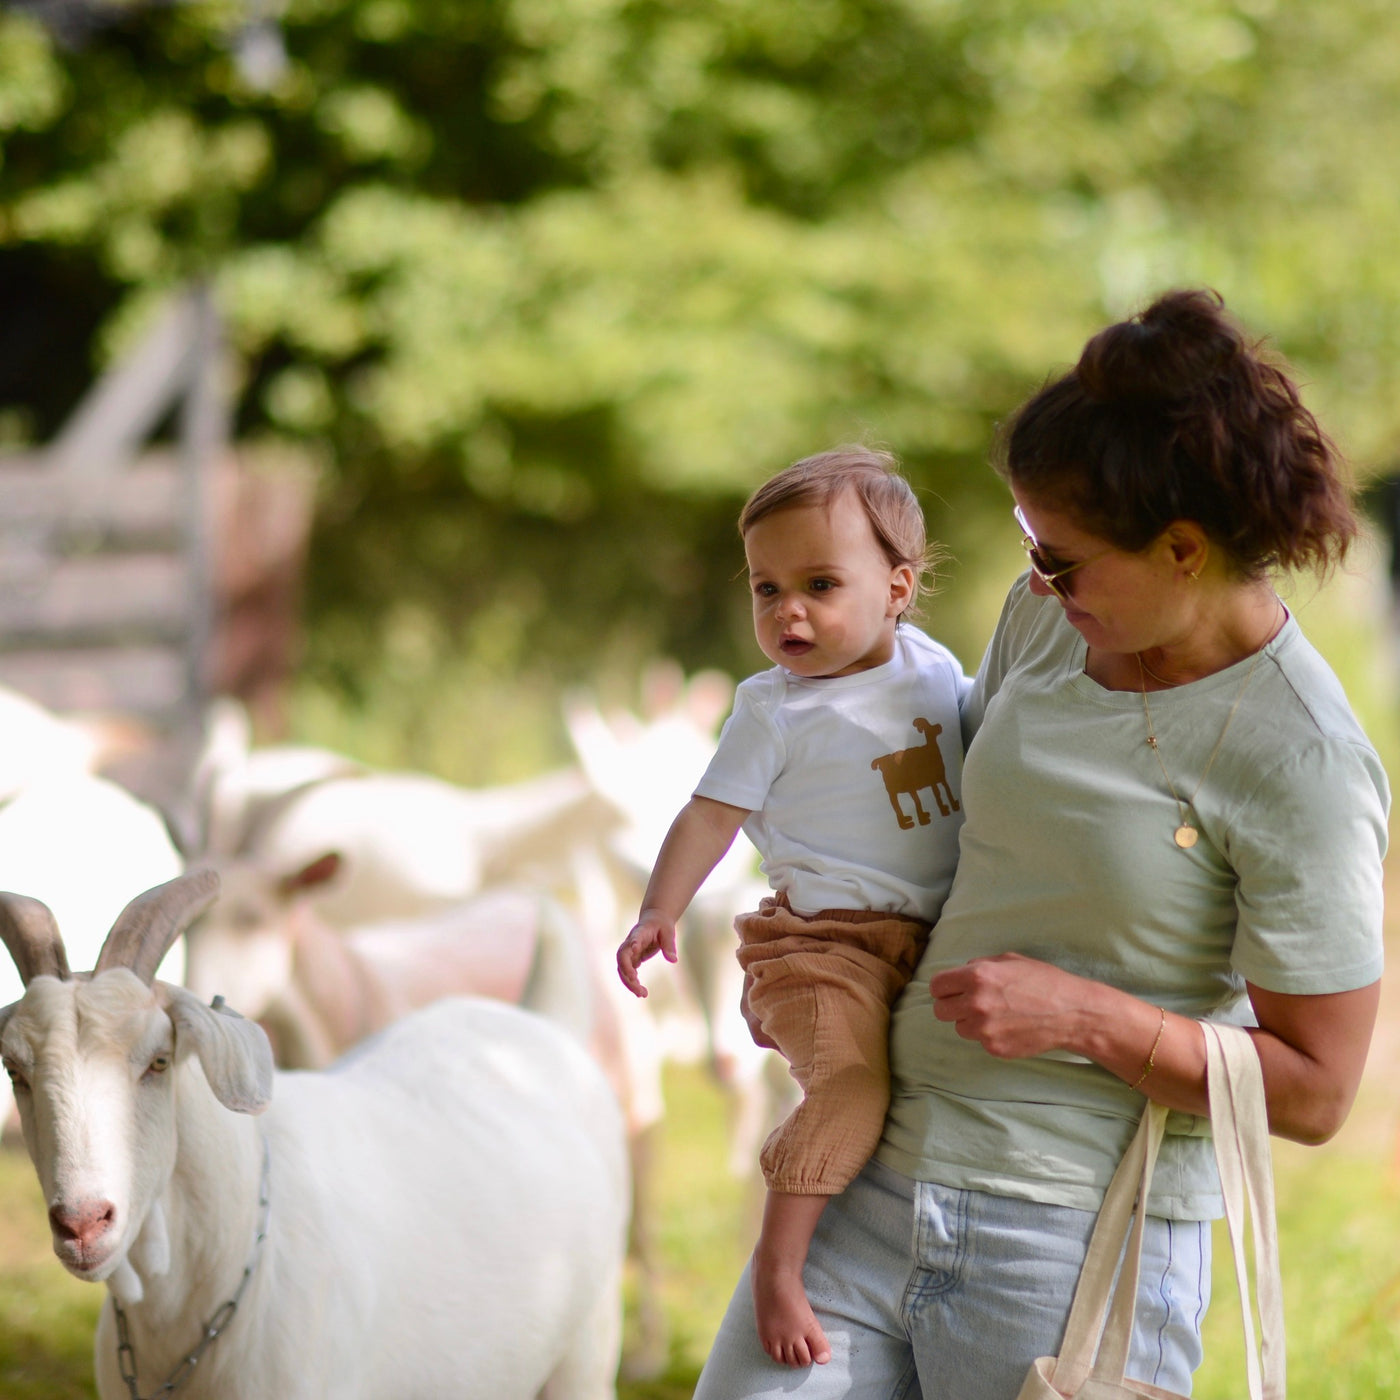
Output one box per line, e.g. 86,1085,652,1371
751,1190,832,1367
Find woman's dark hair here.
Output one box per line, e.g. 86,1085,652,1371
994,289,1358,576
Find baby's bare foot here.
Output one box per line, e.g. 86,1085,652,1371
752,1258,831,1368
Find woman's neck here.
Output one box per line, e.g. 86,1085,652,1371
1089,588,1286,692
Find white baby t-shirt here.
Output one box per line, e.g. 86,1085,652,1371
694,625,970,924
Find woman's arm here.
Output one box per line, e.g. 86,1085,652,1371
1244,981,1379,1143
928,953,1380,1144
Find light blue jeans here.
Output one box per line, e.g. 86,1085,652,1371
694,1158,1209,1400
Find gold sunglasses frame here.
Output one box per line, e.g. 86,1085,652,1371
1013,505,1112,601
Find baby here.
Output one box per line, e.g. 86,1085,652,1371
617,446,967,1368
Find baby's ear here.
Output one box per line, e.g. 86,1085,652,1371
161,984,274,1114
888,563,917,615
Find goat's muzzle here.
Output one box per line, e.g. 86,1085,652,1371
49,1197,118,1272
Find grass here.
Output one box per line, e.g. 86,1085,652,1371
617,1067,755,1400
6,1055,1400,1400
1195,1140,1400,1397
0,1146,101,1400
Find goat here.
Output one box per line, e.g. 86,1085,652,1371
870,716,961,828
0,691,184,1136
195,763,620,927
0,870,629,1400
182,849,604,1071
182,687,765,1382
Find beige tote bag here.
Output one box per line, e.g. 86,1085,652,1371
1017,1021,1283,1400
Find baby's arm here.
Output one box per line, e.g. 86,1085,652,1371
616,795,750,997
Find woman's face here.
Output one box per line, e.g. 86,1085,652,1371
1012,494,1184,655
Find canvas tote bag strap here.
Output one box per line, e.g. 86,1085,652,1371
1042,1100,1171,1395
1022,1022,1284,1400
1200,1020,1285,1400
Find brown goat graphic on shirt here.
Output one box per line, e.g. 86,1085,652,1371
871,718,960,830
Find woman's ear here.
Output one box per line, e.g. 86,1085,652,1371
1161,521,1210,580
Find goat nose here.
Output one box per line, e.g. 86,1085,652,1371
50,1200,116,1248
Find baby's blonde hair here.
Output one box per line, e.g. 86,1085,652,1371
739,446,937,616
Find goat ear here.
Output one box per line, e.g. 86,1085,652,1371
162,984,274,1115
276,851,343,899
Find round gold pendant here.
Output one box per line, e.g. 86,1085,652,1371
1174,824,1198,849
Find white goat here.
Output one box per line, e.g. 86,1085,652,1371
179,692,757,1381
198,763,619,927
0,689,184,1135
178,771,656,1374
0,687,182,990
0,775,184,981
0,871,630,1400
179,731,653,1140
181,849,603,1071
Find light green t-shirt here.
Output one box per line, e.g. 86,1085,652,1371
877,577,1390,1219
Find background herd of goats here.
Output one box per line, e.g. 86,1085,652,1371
0,663,797,1399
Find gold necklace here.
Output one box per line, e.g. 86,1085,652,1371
1137,654,1177,687
1138,643,1266,850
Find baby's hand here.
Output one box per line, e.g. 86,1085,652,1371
616,913,679,997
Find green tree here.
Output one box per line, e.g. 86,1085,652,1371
2,1,1399,771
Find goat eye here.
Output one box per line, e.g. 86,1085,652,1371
4,1061,28,1091
144,1054,172,1078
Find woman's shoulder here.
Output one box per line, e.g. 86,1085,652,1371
1224,621,1391,824
984,573,1078,674
1002,571,1064,633
1269,621,1381,749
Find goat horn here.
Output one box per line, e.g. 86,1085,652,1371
0,893,69,985
94,868,222,985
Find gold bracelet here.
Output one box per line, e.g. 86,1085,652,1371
1130,1006,1167,1090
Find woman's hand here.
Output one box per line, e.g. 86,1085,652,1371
928,952,1091,1059
931,953,1382,1145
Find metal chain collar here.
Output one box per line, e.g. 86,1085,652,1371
113,1137,272,1400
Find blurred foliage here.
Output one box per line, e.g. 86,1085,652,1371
3,0,1400,760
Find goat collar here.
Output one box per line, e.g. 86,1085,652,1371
111,1135,272,1400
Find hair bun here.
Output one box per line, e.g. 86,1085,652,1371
1077,288,1242,406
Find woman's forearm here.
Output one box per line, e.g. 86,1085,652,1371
931,954,1380,1144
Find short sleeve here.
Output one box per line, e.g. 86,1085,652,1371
692,681,785,812
1228,738,1389,994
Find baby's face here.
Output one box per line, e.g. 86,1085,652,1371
743,489,913,679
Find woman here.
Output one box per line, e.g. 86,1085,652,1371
694,288,1389,1400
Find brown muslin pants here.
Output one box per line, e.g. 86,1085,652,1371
735,895,931,1196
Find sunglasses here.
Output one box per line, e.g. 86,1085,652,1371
1013,505,1113,601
